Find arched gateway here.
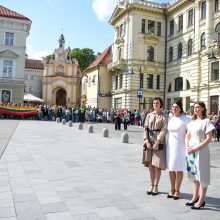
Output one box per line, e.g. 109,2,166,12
42,34,81,106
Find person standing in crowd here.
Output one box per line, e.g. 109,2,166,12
114,112,122,130
166,101,191,200
143,97,167,196
185,101,215,209
214,116,220,141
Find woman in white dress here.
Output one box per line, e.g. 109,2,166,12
166,101,191,200
185,101,215,209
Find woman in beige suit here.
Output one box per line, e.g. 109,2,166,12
143,97,168,195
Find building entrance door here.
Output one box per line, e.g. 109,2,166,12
56,89,66,106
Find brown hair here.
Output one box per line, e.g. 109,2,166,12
151,97,163,109
192,101,207,120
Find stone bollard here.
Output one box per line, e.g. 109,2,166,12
56,118,60,123
121,132,129,143
62,119,66,125
78,123,83,130
68,121,73,127
52,116,55,121
88,125,93,133
102,128,109,137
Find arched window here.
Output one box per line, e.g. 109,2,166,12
169,47,173,62
187,39,193,56
178,43,182,59
175,77,183,91
201,32,206,50
168,83,171,92
186,79,190,90
215,23,220,42
147,46,154,61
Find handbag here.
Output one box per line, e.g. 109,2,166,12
142,143,147,164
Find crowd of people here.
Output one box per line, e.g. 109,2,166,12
142,97,218,210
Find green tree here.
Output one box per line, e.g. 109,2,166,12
70,48,96,71
44,54,55,63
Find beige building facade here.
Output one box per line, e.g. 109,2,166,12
81,47,112,108
42,34,81,106
0,5,31,103
109,0,220,113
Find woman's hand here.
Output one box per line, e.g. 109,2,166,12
144,140,152,149
152,143,159,151
186,146,197,154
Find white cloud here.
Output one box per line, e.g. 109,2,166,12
92,0,117,22
26,44,50,60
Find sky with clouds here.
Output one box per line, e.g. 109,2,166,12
1,0,167,59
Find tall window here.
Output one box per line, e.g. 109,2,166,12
147,46,154,61
148,20,155,33
201,32,206,50
140,73,143,88
169,47,173,62
201,1,206,19
178,43,182,59
157,22,161,36
120,23,125,38
141,19,146,34
167,98,171,110
120,74,123,88
168,83,171,92
188,9,193,27
215,23,220,42
188,39,193,56
156,75,160,89
215,0,219,12
186,80,190,90
178,15,183,31
115,76,119,90
170,20,174,35
5,32,14,46
147,74,153,89
3,60,13,78
211,61,219,81
175,77,183,91
29,86,33,94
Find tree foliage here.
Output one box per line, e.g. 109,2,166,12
70,48,96,71
44,48,96,71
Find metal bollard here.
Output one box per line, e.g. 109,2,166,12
56,118,60,123
68,121,73,127
88,125,93,133
78,123,83,130
102,128,109,137
121,132,129,143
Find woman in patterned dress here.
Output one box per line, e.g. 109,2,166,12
185,101,215,209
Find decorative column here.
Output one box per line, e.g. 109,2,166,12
205,0,214,46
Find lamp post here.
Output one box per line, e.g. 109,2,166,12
129,65,143,112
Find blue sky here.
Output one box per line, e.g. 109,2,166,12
1,0,167,59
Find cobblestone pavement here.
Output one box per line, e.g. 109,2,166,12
0,120,219,220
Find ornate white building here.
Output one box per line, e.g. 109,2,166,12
109,0,220,113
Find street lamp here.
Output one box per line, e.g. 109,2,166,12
129,65,143,112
